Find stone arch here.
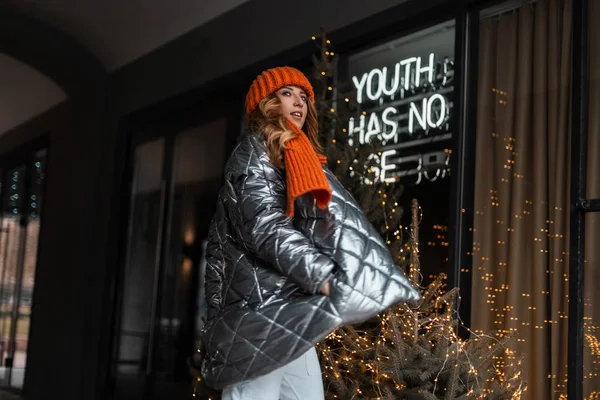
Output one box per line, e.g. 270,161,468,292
0,9,113,399
0,8,105,97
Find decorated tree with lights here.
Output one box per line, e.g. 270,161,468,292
309,28,405,259
311,30,527,399
315,201,526,399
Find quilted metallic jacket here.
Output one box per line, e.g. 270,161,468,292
201,132,420,389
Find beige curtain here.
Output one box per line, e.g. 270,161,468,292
471,0,573,398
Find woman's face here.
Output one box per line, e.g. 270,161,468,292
275,85,308,128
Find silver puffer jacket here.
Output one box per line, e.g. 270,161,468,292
201,132,420,389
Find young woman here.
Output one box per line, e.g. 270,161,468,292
200,66,420,400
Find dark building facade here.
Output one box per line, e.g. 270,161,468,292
0,0,597,399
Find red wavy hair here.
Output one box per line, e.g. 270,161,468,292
247,93,323,169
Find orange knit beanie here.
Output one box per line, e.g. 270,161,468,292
245,66,315,116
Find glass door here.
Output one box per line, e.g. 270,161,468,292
0,150,47,389
152,118,227,399
111,117,228,400
112,137,166,400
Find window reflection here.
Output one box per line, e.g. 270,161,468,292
0,150,47,389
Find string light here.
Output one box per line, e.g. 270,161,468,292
293,29,591,400
316,199,527,398
466,93,600,398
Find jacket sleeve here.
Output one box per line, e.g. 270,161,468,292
230,141,335,295
204,219,223,326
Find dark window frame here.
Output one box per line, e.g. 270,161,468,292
569,0,590,398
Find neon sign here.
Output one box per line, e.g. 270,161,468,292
348,53,454,184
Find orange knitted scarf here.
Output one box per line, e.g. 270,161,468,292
284,121,332,217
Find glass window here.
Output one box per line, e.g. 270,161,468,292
169,118,227,341
0,149,47,389
112,117,228,400
113,138,165,400
470,0,574,397
0,165,27,388
346,21,455,282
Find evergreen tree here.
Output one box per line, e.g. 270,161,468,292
309,28,405,261
312,30,527,400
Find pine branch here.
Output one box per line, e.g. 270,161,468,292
410,199,421,285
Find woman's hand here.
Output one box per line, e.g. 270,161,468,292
320,281,331,296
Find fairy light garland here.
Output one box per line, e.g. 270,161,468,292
316,194,527,398
470,101,600,398
309,34,529,393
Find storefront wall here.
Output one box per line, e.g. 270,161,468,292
0,0,596,399
115,0,595,397
333,1,598,398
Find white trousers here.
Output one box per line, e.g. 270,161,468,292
221,347,325,400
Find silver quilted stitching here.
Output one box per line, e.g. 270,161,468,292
201,133,420,389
